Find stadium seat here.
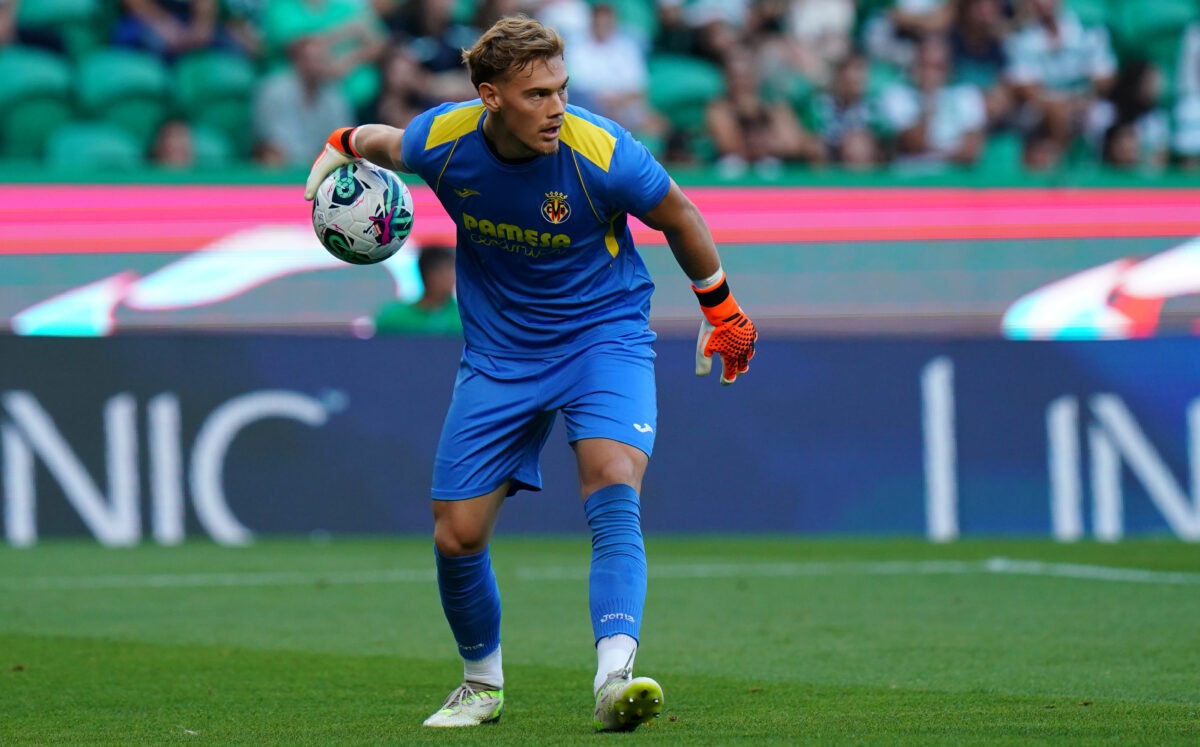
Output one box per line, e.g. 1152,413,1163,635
0,46,75,158
975,131,1025,176
1065,0,1109,29
75,48,172,150
173,50,258,157
189,124,234,169
607,0,659,46
647,54,725,137
14,0,106,59
1108,0,1198,106
1108,0,1198,57
45,122,146,172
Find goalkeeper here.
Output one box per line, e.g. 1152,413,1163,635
305,14,756,732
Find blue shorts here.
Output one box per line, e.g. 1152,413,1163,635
431,339,657,500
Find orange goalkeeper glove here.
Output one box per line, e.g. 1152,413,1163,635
693,273,757,385
303,127,362,201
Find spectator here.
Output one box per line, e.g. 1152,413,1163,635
566,2,668,140
373,245,462,336
811,52,884,170
260,0,388,109
386,0,478,102
253,34,355,167
0,0,69,52
948,0,1014,127
652,0,697,56
879,34,987,167
532,0,590,45
1174,96,1200,170
1088,58,1169,171
473,0,527,30
1004,0,1117,167
111,0,235,61
687,3,745,65
706,48,826,178
1173,22,1200,169
752,0,855,89
361,45,439,128
150,118,197,169
1179,22,1200,101
1101,121,1142,170
863,0,953,71
224,0,269,59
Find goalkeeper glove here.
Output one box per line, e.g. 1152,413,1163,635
693,273,757,385
303,126,362,201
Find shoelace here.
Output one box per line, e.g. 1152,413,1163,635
442,683,487,710
601,649,637,690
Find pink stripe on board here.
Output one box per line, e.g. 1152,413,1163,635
2,185,1199,255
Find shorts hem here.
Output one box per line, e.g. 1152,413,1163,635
432,479,542,501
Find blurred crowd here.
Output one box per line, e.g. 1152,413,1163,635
5,0,1200,176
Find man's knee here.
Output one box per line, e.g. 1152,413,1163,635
432,489,505,556
576,440,648,498
434,519,490,556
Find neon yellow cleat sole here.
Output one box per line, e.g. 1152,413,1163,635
593,675,663,732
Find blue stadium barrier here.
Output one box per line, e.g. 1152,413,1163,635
1,334,1198,545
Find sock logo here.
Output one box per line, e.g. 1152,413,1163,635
599,612,637,625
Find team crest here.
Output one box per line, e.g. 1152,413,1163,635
540,191,571,224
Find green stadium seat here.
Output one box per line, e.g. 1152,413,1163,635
46,122,146,171
189,124,234,169
173,50,258,157
1108,0,1197,107
647,54,725,136
76,48,172,149
1065,0,1109,29
975,131,1024,176
1108,0,1199,57
0,46,75,158
605,0,659,45
15,0,106,59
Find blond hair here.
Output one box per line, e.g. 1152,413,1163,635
462,15,565,89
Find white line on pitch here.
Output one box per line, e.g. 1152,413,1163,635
982,557,1200,585
3,558,1198,591
0,567,436,591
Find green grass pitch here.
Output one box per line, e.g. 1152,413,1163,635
2,536,1198,745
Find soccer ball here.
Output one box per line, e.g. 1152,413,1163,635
311,161,414,265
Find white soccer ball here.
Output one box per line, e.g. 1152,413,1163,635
311,161,414,265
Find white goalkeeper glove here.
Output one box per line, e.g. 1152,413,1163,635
304,126,361,201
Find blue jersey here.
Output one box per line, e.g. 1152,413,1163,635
400,101,671,357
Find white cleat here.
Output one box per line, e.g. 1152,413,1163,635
422,682,504,727
593,669,664,732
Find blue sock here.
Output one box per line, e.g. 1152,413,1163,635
585,484,647,644
434,545,501,661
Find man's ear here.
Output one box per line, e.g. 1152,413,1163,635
479,82,500,112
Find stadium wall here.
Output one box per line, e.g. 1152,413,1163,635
2,335,1199,546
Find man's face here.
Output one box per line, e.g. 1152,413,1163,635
481,55,569,159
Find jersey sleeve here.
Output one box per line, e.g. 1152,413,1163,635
607,129,671,217
399,108,436,181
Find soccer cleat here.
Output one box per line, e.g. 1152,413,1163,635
422,682,504,727
593,669,664,732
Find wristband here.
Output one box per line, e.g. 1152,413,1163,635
333,126,361,158
692,276,741,325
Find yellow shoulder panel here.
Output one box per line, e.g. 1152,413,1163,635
560,113,616,172
425,104,486,150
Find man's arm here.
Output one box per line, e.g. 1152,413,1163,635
303,124,408,201
639,180,757,385
638,180,721,281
